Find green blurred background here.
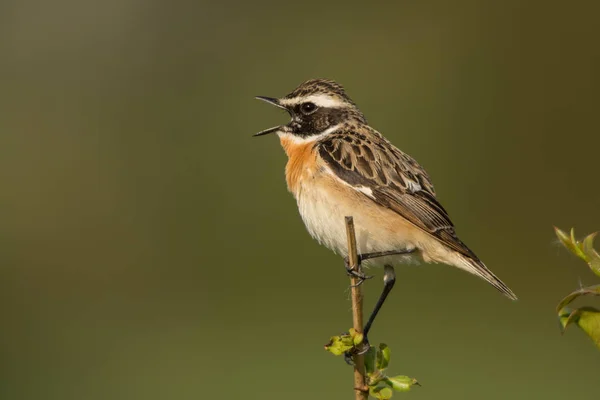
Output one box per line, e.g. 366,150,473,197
1,0,599,399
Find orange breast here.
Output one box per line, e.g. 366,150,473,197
280,136,319,195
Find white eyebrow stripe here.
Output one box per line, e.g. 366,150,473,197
279,94,348,108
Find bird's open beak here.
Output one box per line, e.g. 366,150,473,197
254,96,287,137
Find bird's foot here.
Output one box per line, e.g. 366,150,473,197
344,257,373,287
343,335,371,365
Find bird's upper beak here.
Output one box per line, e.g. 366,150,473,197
255,96,284,108
254,96,288,137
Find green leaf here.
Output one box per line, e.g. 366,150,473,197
570,228,589,261
367,370,386,387
324,328,365,356
370,385,393,400
555,227,581,258
555,227,600,276
556,284,600,313
364,347,377,375
559,307,600,350
385,375,420,392
324,333,355,356
576,308,600,349
582,232,600,277
376,343,391,370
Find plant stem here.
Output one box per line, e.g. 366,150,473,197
345,216,369,400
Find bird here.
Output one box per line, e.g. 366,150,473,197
254,79,517,341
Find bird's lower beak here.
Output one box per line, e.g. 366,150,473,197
254,126,281,137
254,96,288,137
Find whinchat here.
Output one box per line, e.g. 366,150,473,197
255,79,517,308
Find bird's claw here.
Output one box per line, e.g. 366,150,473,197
344,257,373,287
343,336,371,366
344,351,354,365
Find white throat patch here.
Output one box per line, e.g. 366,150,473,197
277,123,342,144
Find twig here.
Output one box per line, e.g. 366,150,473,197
345,216,369,399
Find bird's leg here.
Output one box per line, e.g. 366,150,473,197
359,248,416,262
343,264,397,362
343,249,415,361
361,264,397,349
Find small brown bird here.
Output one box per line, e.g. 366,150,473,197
255,79,517,339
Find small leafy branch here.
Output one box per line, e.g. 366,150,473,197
324,217,418,399
364,344,420,399
554,227,600,349
325,333,419,399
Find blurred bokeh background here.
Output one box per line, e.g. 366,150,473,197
1,0,599,399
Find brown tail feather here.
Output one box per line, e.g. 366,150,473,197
456,256,518,300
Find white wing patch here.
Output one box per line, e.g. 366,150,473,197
405,179,422,193
323,165,376,199
355,186,374,198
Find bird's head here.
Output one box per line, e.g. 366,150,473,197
255,79,366,140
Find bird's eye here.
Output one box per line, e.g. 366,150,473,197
300,102,317,114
